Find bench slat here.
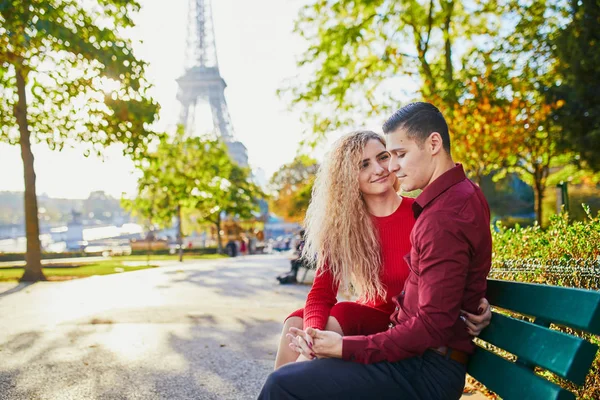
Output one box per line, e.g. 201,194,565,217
486,279,600,335
478,312,598,385
468,346,575,400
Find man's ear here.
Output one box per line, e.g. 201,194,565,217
428,132,444,155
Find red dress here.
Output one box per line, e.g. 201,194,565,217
287,197,416,335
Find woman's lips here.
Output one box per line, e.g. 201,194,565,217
371,175,389,183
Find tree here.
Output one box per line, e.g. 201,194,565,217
0,0,159,281
192,162,265,253
502,93,566,227
549,0,600,170
283,0,507,144
126,131,232,261
268,155,318,222
445,59,519,185
127,130,264,255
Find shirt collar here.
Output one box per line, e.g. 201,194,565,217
412,163,467,219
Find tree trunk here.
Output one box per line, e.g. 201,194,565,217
146,224,151,267
15,65,45,282
177,205,183,262
215,215,223,254
533,167,545,228
442,1,454,87
535,183,544,228
443,1,457,104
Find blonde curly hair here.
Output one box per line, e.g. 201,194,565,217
302,130,397,302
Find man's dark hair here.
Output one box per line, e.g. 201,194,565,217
382,102,451,154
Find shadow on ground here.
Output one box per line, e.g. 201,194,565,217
0,282,35,299
0,315,281,400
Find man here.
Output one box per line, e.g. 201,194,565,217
258,102,492,399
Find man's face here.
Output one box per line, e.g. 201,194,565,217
386,128,433,192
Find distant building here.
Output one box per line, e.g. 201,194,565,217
264,214,301,240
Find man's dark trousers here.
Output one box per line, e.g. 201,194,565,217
258,350,466,400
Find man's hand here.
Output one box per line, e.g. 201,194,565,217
288,327,343,359
461,297,492,336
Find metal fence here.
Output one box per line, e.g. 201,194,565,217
488,258,600,290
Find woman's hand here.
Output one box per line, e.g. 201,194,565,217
461,297,492,336
286,327,315,359
288,327,343,359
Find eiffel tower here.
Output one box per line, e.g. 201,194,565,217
176,0,249,167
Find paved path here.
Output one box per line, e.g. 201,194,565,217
0,254,485,399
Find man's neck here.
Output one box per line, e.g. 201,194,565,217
364,190,402,217
425,157,456,188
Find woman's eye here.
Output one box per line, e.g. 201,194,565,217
379,154,390,161
360,161,369,169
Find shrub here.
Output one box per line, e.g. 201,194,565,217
485,205,600,398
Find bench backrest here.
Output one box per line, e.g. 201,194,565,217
467,279,600,399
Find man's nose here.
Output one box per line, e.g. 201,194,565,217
388,156,400,173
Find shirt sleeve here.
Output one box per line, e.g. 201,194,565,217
342,213,471,364
303,263,339,330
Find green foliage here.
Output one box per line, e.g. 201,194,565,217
124,128,265,252
0,0,159,155
1,0,159,280
491,206,600,398
492,206,599,270
123,129,232,231
549,0,600,171
284,0,509,145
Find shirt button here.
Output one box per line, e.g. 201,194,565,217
388,323,394,329
395,306,399,311
401,290,405,295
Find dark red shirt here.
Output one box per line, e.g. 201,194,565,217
342,164,492,364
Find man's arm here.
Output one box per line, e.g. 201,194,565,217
343,214,471,364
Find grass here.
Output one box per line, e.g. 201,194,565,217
0,253,229,282
0,261,157,282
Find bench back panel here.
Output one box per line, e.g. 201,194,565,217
477,312,597,385
467,279,600,399
486,279,600,335
468,347,575,400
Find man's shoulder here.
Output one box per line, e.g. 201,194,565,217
434,178,482,212
418,179,488,228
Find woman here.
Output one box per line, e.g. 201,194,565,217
274,131,489,369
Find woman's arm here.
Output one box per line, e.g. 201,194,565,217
303,264,340,330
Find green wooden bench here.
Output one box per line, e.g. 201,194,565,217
467,279,600,399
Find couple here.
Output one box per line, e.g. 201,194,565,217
260,102,493,399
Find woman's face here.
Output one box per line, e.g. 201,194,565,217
357,139,396,196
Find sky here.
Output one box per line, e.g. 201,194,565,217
0,0,318,199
